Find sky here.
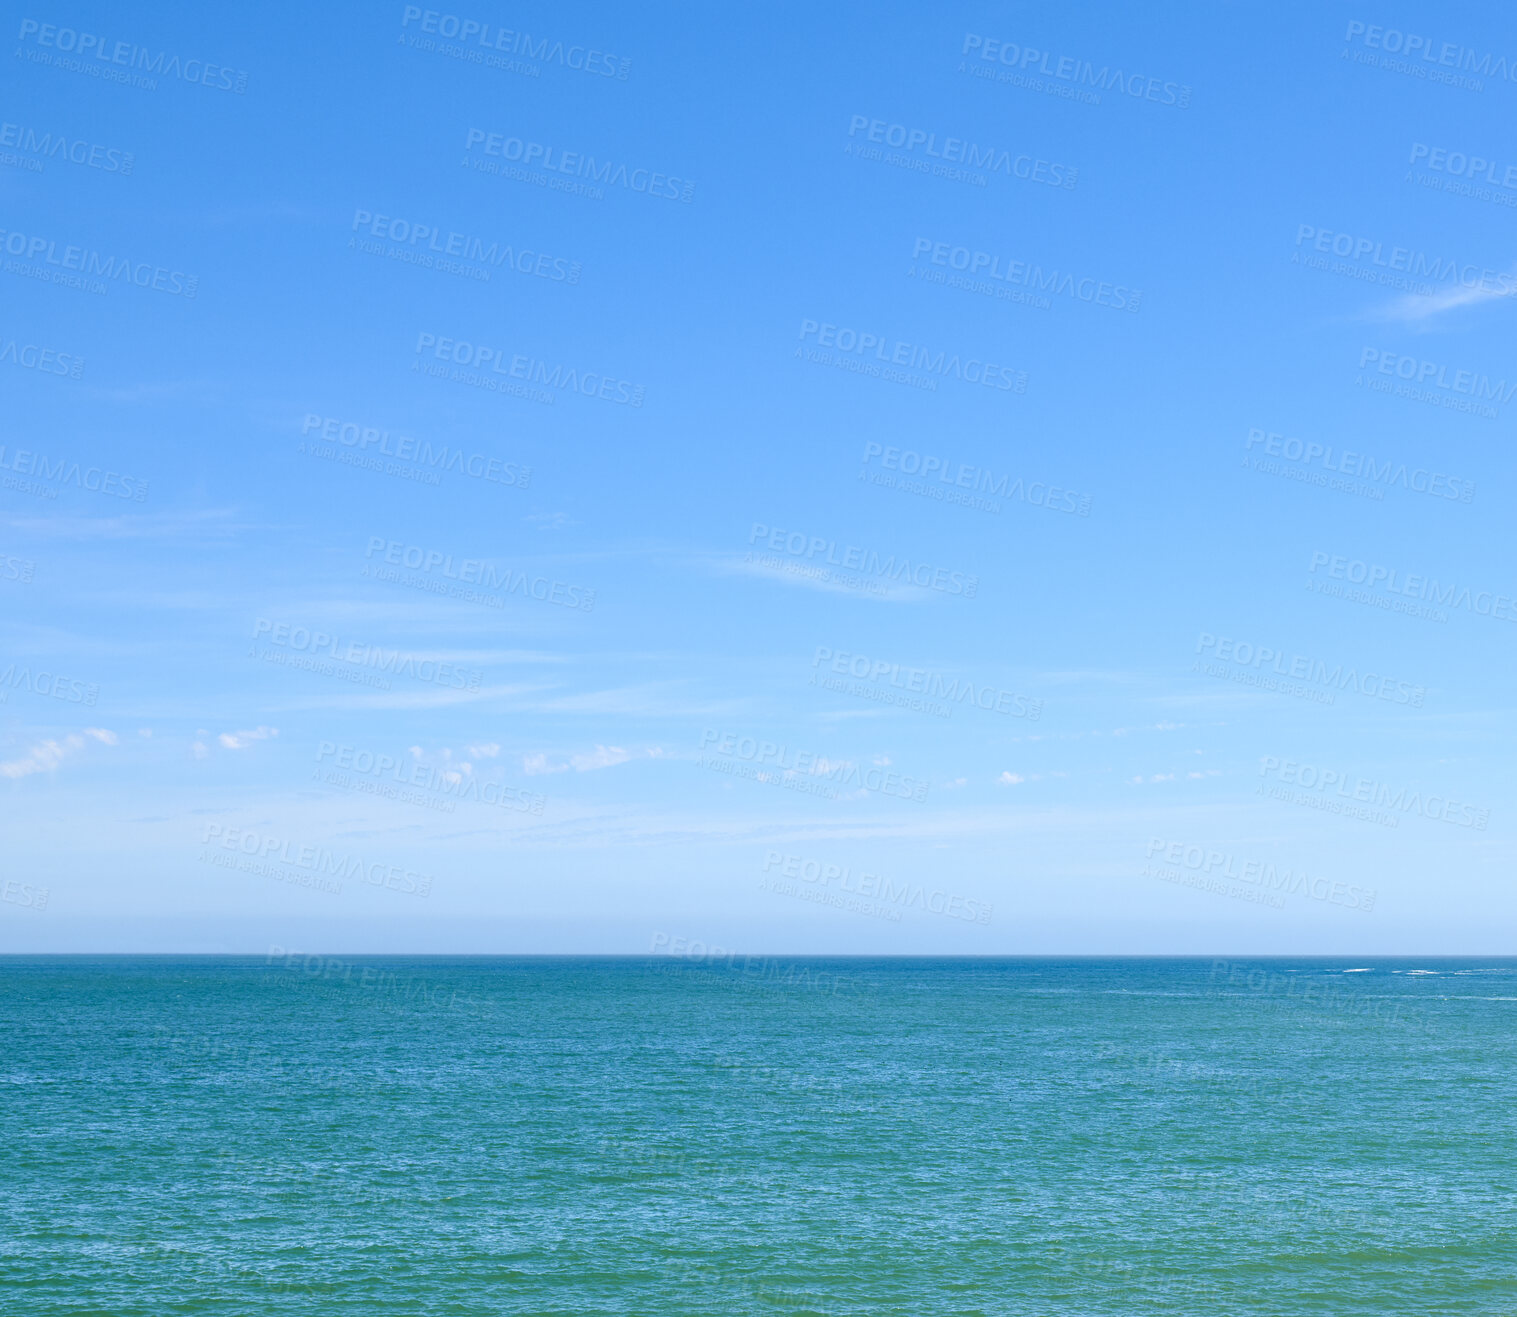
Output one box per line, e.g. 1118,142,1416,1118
2,0,1515,954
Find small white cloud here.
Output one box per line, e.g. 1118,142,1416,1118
872,754,892,767
569,745,632,772
467,743,500,759
998,771,1037,786
192,742,209,760
218,726,278,750
84,728,118,745
138,728,153,739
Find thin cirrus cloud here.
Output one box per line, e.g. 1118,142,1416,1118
1378,268,1517,324
715,551,933,603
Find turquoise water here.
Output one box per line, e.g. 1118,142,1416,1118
2,956,1514,1314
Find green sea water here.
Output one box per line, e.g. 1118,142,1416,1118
1,955,1514,1314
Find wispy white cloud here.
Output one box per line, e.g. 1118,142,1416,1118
0,727,116,779
1378,269,1517,324
1,508,257,542
713,551,929,603
218,726,279,750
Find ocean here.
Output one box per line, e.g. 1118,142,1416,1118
2,955,1514,1314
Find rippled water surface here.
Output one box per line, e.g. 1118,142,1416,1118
2,956,1514,1314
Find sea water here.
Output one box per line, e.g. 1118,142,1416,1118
1,955,1514,1314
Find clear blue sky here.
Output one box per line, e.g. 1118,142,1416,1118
3,0,1514,953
